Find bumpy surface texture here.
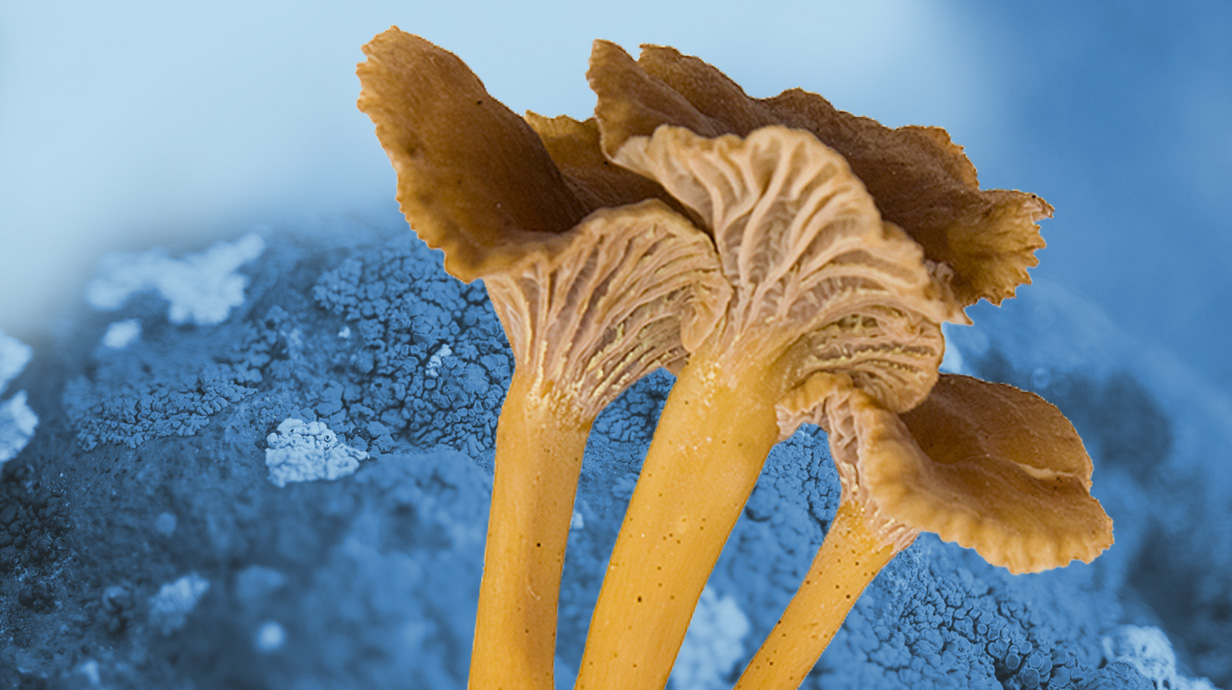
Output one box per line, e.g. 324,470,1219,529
1,219,1226,690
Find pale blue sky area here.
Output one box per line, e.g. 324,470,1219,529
1,0,1229,388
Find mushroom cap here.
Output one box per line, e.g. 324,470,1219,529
605,122,959,412
523,113,687,217
358,30,731,410
484,199,727,417
358,28,591,281
587,40,1051,309
814,374,1114,574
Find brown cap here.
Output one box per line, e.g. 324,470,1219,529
523,113,686,217
822,374,1114,574
358,29,595,281
358,30,728,411
587,41,1051,309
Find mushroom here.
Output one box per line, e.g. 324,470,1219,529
357,29,727,690
586,40,1053,311
739,373,1113,688
572,42,1086,690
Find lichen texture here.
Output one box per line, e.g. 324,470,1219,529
2,217,1223,689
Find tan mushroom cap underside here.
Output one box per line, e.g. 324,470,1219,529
611,123,960,413
587,40,1052,309
846,374,1113,574
484,200,727,418
774,309,946,440
358,30,733,402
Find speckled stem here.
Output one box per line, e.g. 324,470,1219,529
734,494,908,690
575,352,782,690
470,369,592,690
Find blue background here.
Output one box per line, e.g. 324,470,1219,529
2,0,1230,391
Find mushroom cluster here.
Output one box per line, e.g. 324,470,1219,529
358,31,728,690
357,29,1114,690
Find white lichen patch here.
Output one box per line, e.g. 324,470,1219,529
74,660,102,687
0,330,32,395
102,319,142,349
0,330,37,464
86,232,266,326
1102,625,1218,690
154,511,177,536
425,343,453,378
672,586,751,690
149,573,210,635
265,418,369,488
0,392,38,465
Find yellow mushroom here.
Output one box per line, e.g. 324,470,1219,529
357,29,726,690
357,32,1103,690
742,373,1113,689
574,96,961,690
573,42,1072,690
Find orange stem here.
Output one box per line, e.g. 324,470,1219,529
470,370,592,690
575,354,782,690
734,494,908,690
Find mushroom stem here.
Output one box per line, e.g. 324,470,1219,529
471,368,592,690
576,352,783,690
734,493,910,690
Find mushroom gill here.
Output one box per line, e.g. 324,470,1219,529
357,29,725,690
739,374,1113,688
587,40,1052,309
483,201,727,422
573,123,963,690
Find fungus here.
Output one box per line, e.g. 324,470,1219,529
572,42,1082,690
586,40,1053,311
356,29,726,690
357,33,1106,690
573,128,960,690
737,372,1113,688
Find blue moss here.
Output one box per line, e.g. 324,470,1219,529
60,230,513,462
812,538,1124,689
312,234,512,457
591,368,675,445
164,449,490,689
63,322,269,450
712,425,839,636
26,225,1225,690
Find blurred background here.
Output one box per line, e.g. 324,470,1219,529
2,0,1230,391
